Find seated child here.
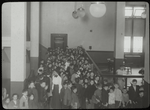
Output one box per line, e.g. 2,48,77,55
8,93,20,109
19,89,29,109
71,86,80,109
108,87,115,108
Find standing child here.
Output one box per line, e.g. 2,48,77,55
101,84,109,109
122,88,129,108
28,94,37,109
60,81,68,109
66,81,72,109
114,83,122,108
108,87,115,108
2,97,10,109
19,89,29,109
71,86,80,109
92,84,102,109
137,91,145,108
8,93,20,109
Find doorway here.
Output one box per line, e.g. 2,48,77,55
51,33,68,51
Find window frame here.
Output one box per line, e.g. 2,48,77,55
124,5,145,55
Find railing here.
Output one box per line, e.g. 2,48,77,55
85,50,144,89
84,50,103,76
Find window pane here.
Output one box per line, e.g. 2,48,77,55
133,7,145,17
124,36,131,52
133,36,143,53
125,7,133,17
125,10,133,16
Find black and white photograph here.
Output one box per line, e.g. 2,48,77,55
2,1,149,109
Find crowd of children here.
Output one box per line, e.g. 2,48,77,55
2,46,146,109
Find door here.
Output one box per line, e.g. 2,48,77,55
51,33,67,51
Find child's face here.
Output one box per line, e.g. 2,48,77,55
23,91,28,96
98,86,102,90
13,95,18,101
85,79,88,83
64,84,67,88
132,81,137,86
5,98,10,103
110,89,114,93
139,92,144,97
96,76,99,81
104,86,109,90
41,82,46,87
90,80,94,85
123,89,127,93
73,88,77,93
30,95,34,100
68,83,72,88
30,82,35,88
114,84,119,88
90,72,94,77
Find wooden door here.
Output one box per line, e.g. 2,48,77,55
51,33,67,51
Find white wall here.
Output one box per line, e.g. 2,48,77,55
40,2,116,51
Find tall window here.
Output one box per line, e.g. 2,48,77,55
124,6,145,54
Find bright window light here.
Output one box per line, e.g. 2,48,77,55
125,7,133,17
133,36,143,53
124,36,131,52
133,7,145,17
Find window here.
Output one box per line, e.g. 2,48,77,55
133,7,145,17
125,7,133,17
124,36,131,52
133,36,143,53
125,6,146,18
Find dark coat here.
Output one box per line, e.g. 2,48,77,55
128,85,140,102
87,85,96,100
102,89,109,105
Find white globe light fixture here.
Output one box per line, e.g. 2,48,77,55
77,7,86,18
89,2,106,18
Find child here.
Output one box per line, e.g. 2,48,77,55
39,81,48,109
87,80,97,103
28,81,38,105
2,88,8,101
28,93,37,109
20,89,29,109
66,81,72,109
2,97,10,109
101,84,109,108
108,87,115,108
8,93,20,109
137,91,145,108
122,88,129,108
71,86,80,109
92,84,102,109
114,83,122,108
60,81,68,109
